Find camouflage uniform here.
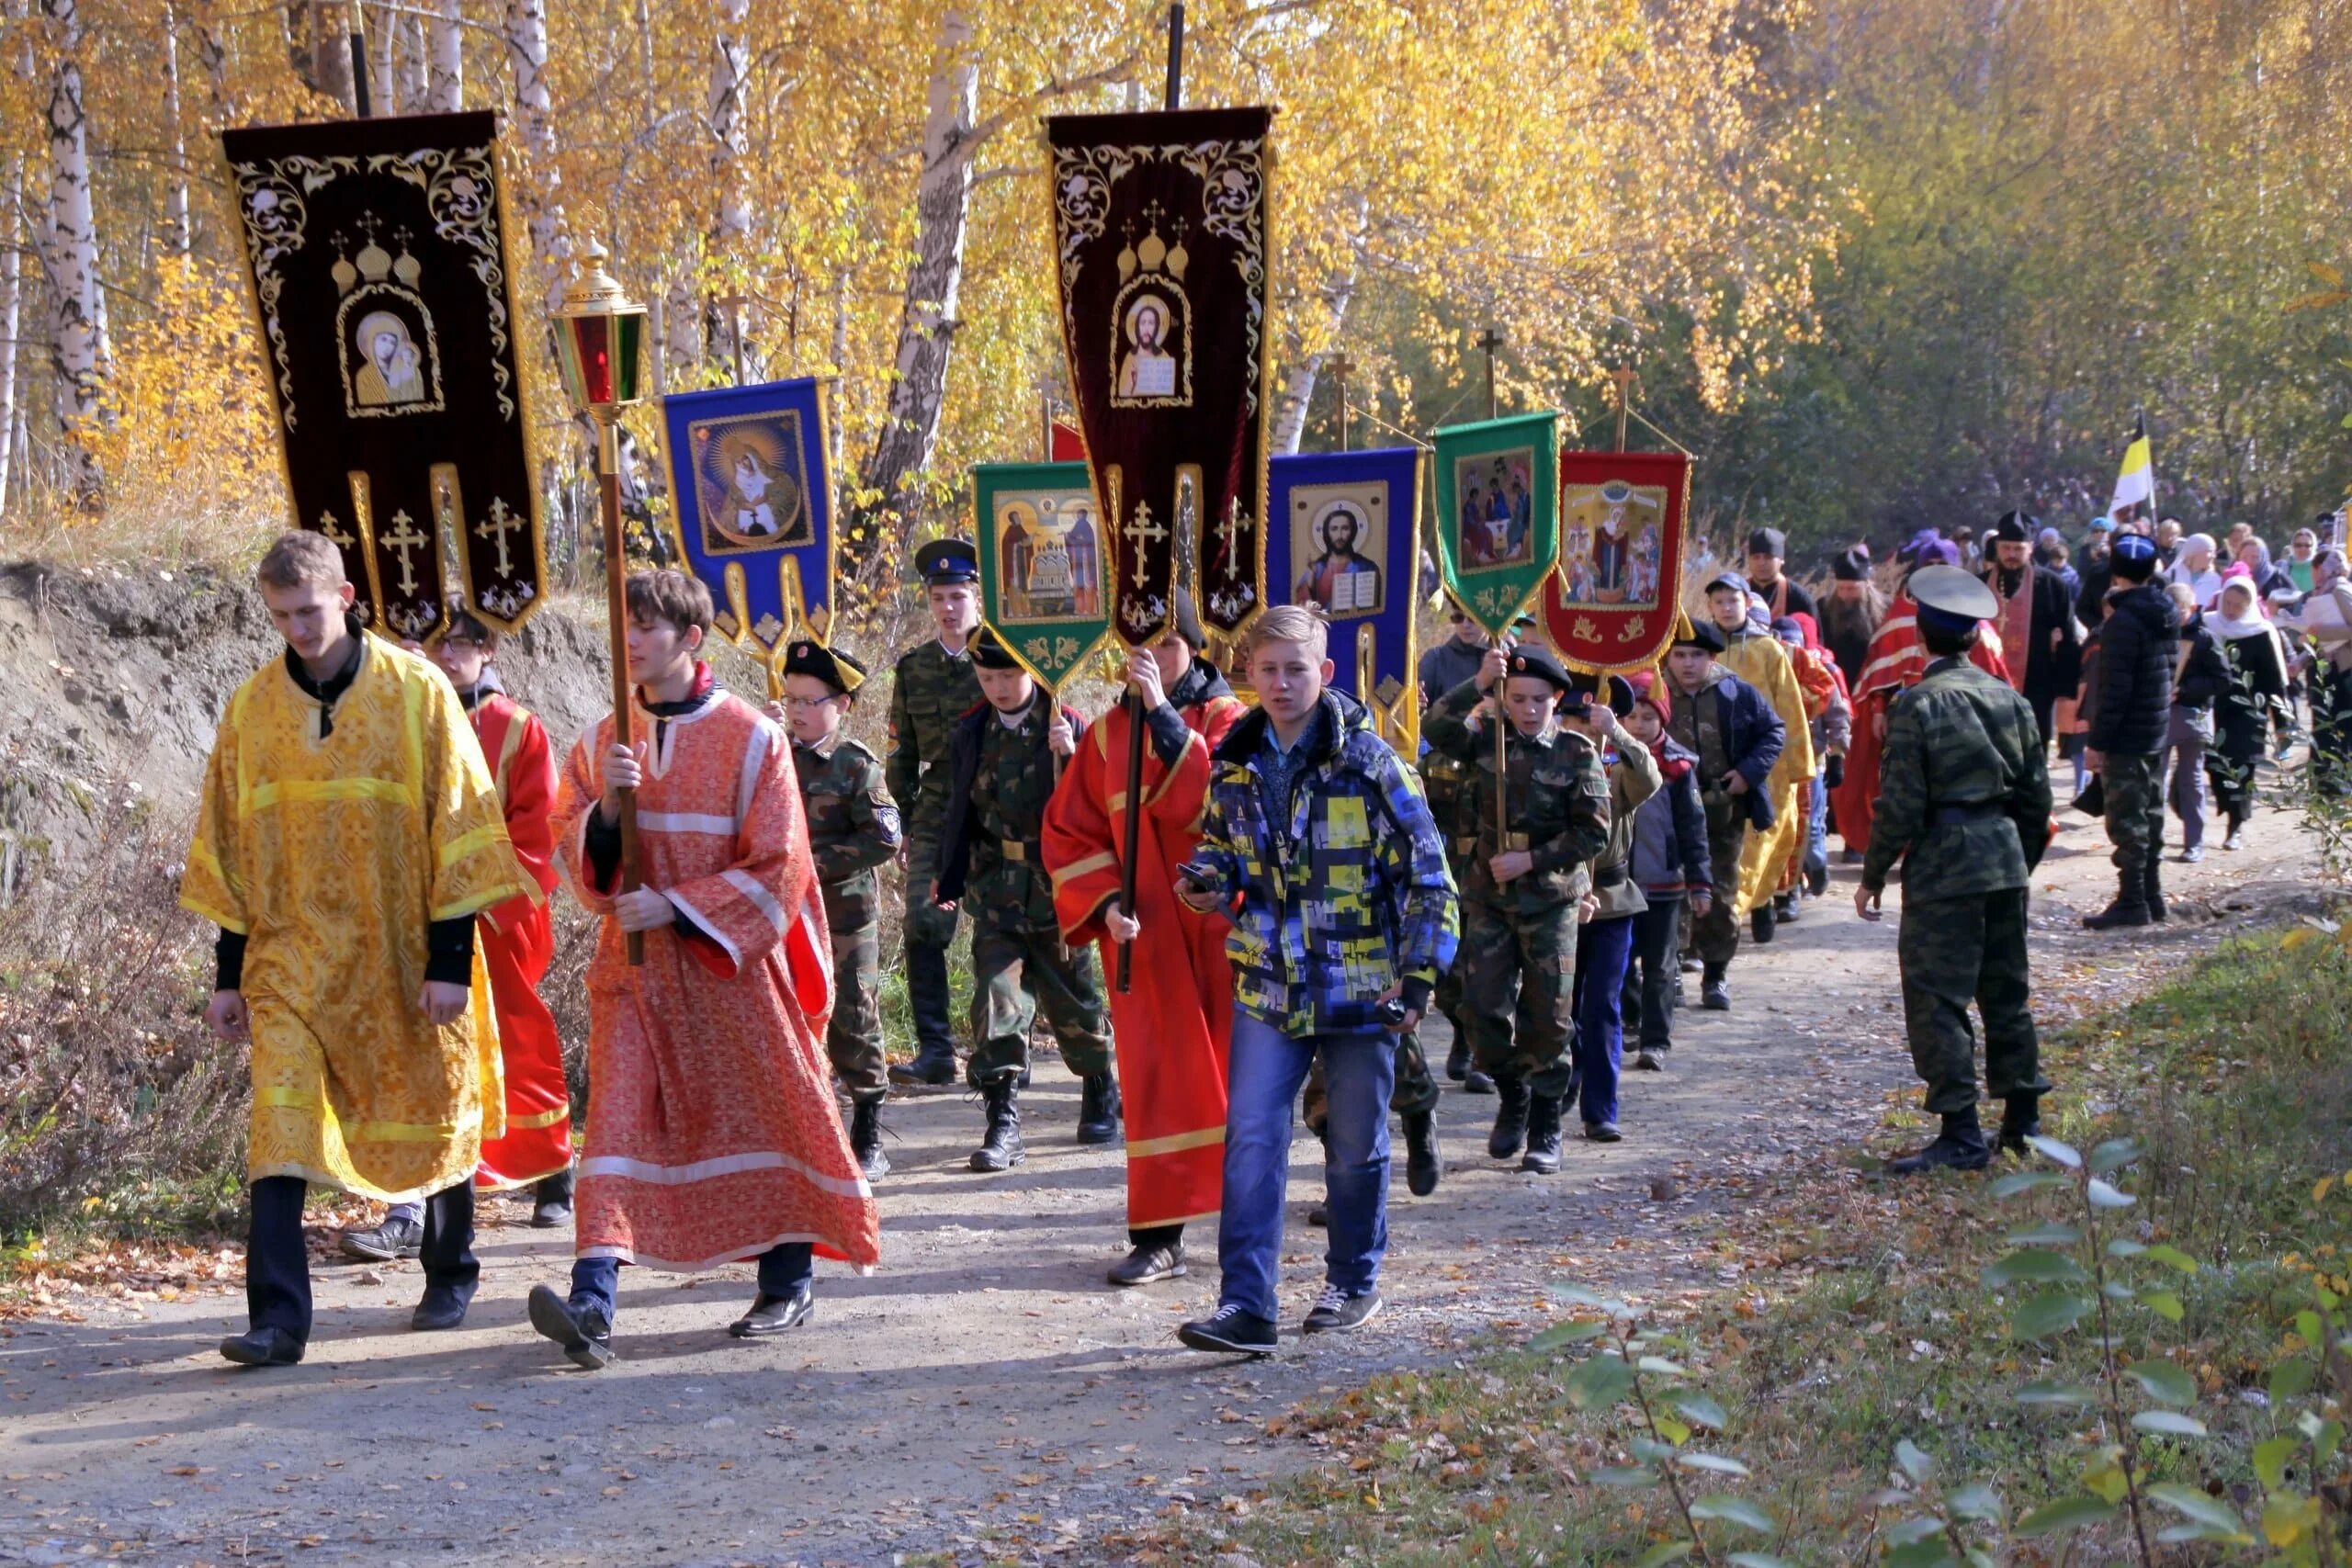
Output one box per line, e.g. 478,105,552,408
1423,681,1611,1099
887,638,982,1055
1861,657,2055,1115
2099,751,2164,872
948,699,1113,1088
795,735,902,1103
1667,682,1748,967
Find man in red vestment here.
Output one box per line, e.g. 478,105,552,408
1044,592,1245,1288
1833,542,2013,858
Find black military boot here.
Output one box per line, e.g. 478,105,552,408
1885,1108,1992,1175
1487,1075,1531,1160
1996,1095,2041,1156
1701,963,1731,1011
848,1098,889,1181
1520,1095,1564,1175
2082,867,2151,930
892,944,959,1085
1401,1110,1441,1197
1749,906,1776,944
969,1077,1025,1173
2143,858,2168,923
1445,1037,1471,1082
1076,1072,1123,1145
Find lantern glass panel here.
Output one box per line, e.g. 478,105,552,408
571,314,615,407
612,310,646,405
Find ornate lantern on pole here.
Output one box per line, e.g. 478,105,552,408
551,239,650,964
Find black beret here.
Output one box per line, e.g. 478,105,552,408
781,638,866,695
1673,620,1725,655
1567,670,1636,716
969,626,1023,670
1505,643,1573,692
1830,549,1870,581
1746,527,1786,558
1988,510,2036,544
915,538,980,585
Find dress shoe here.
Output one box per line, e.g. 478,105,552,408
729,1284,815,1337
1076,1072,1123,1145
1401,1110,1441,1196
526,1283,615,1370
219,1326,303,1367
1884,1110,1991,1176
339,1214,423,1261
1107,1241,1186,1287
1487,1076,1531,1160
970,1077,1025,1172
410,1286,472,1332
888,1039,958,1087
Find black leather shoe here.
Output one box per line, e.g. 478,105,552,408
410,1287,472,1332
889,1038,959,1087
729,1284,815,1337
339,1214,423,1261
848,1099,890,1181
969,1077,1025,1172
1885,1110,1991,1176
1521,1095,1563,1175
1997,1096,2041,1156
219,1326,303,1367
1107,1241,1186,1287
526,1283,615,1370
1582,1121,1623,1144
1487,1077,1531,1160
530,1172,574,1230
1076,1072,1123,1145
1402,1109,1441,1196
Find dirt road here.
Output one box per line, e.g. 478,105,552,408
0,797,2317,1567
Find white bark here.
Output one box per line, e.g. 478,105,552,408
0,158,23,517
426,0,463,111
161,3,189,256
40,0,103,503
862,11,978,508
397,13,427,112
190,0,229,115
705,0,753,378
502,0,564,307
1268,194,1367,455
375,0,398,112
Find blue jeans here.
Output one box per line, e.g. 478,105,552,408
1216,1010,1395,1321
1804,773,1829,883
1570,913,1637,1126
569,1242,813,1324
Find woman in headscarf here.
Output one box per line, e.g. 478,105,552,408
2204,570,2289,850
2233,536,2295,601
2280,548,2352,793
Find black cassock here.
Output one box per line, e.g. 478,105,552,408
1985,564,2083,744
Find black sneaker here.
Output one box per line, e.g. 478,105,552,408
526,1283,616,1371
1178,1303,1276,1355
1301,1285,1381,1335
339,1214,424,1261
219,1326,303,1367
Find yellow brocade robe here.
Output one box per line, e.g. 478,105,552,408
181,639,534,1200
1717,630,1818,918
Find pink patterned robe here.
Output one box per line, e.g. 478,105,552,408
552,686,880,1272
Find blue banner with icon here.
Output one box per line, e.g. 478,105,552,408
659,377,836,659
1266,446,1424,750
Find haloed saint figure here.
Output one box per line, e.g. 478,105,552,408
353,310,426,407
1291,498,1383,618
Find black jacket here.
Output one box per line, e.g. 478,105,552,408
2170,615,2231,712
2087,583,2179,755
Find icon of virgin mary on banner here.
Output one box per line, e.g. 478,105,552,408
1267,446,1423,749
1542,449,1690,672
659,377,836,659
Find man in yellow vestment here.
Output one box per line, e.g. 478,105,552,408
1700,574,1817,941
183,532,535,1367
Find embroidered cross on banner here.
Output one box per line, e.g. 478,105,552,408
474,496,521,579
1122,500,1167,588
380,510,430,598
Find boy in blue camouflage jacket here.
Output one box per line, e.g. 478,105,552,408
1172,607,1458,1355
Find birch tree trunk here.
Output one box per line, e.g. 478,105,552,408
190,0,229,116
0,159,23,518
705,0,754,378
1267,195,1367,456
502,0,565,307
859,11,978,530
160,3,189,257
396,14,427,113
288,0,356,114
40,0,104,504
426,0,463,111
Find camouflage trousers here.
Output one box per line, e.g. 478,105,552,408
1685,816,1747,967
901,807,963,1057
1461,897,1578,1100
827,921,886,1103
966,918,1114,1088
1302,1027,1441,1136
1897,888,2048,1116
2100,750,2165,873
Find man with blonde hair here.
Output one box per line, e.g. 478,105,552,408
1172,606,1457,1354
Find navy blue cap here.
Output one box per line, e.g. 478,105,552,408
915,538,980,585
2111,532,2161,581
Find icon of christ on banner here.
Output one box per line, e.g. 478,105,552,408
1288,488,1385,620
1558,479,1666,608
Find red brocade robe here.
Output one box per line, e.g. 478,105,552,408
1831,593,2012,857
468,691,573,1190
552,684,879,1272
1043,677,1247,1231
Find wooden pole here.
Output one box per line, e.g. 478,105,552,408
1330,352,1351,453
1610,367,1638,453
597,412,645,966
1118,2,1185,995
1479,323,1507,845
1477,326,1503,421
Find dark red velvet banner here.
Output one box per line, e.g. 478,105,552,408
1046,107,1272,644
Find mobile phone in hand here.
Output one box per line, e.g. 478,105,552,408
1175,858,1220,891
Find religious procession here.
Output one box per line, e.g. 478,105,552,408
5,1,2350,1562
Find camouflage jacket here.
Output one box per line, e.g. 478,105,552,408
1189,691,1459,1037
793,735,901,931
1861,656,2053,898
934,695,1089,932
1422,680,1612,914
886,637,982,826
